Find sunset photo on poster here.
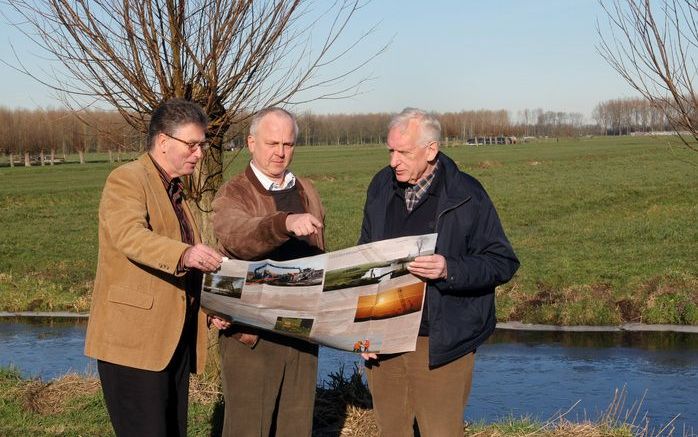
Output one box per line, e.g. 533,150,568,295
354,282,425,322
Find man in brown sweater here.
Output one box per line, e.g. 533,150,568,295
212,107,325,437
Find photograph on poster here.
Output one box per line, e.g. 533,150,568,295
354,282,425,322
274,316,314,337
203,274,245,299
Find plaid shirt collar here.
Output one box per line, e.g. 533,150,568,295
404,160,439,212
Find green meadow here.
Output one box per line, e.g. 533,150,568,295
1,136,696,325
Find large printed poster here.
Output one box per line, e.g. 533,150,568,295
201,233,437,354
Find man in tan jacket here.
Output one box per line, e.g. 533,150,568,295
84,99,226,437
212,107,325,436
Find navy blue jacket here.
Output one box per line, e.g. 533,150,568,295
359,152,519,367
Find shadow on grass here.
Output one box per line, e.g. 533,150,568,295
208,400,225,437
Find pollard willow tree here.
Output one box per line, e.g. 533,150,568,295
6,0,384,239
597,0,698,152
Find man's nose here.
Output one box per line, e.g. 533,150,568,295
275,144,285,157
390,154,399,168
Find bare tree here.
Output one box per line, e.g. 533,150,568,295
597,0,698,151
5,0,384,237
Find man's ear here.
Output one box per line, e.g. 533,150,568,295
156,132,168,154
247,134,255,153
426,141,439,162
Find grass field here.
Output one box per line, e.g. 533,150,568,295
1,136,696,324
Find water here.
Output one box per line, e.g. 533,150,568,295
0,317,94,378
469,330,698,433
1,317,696,432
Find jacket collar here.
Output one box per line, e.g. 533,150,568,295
140,153,164,183
386,152,470,212
433,152,472,211
138,153,201,244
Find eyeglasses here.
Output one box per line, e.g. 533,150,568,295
163,132,211,152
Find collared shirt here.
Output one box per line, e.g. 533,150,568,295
250,160,296,191
148,153,195,246
404,160,440,212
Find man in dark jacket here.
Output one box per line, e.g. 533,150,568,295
359,108,519,437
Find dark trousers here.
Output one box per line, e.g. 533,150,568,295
98,339,192,437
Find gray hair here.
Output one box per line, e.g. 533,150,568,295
249,107,299,139
148,99,208,150
388,107,441,146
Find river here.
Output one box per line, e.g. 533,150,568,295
0,317,696,433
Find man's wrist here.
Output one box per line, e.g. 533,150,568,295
178,246,192,272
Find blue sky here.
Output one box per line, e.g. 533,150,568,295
0,1,637,121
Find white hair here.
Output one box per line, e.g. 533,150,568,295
249,107,299,139
388,107,441,146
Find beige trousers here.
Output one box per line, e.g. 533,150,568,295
366,336,475,437
219,332,318,437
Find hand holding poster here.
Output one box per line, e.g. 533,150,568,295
201,233,437,354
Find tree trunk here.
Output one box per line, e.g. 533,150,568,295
187,144,225,246
9,153,14,168
50,148,56,165
109,149,113,163
24,152,31,167
40,149,45,166
78,150,85,164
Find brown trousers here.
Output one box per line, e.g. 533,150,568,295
366,336,475,437
219,331,318,437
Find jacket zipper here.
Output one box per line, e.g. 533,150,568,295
434,196,470,234
429,195,470,314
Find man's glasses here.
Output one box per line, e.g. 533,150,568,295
164,132,210,152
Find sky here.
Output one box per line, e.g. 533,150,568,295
0,1,638,122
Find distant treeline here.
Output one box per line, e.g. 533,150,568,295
592,98,673,135
0,97,674,160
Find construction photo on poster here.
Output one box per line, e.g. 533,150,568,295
201,233,437,354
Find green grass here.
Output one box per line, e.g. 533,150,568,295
0,367,222,436
1,136,696,324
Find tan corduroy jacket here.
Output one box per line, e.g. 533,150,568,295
84,154,208,373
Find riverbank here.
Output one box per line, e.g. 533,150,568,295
3,312,698,334
2,365,686,437
4,317,697,435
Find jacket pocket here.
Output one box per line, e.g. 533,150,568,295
435,295,486,348
107,285,154,310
